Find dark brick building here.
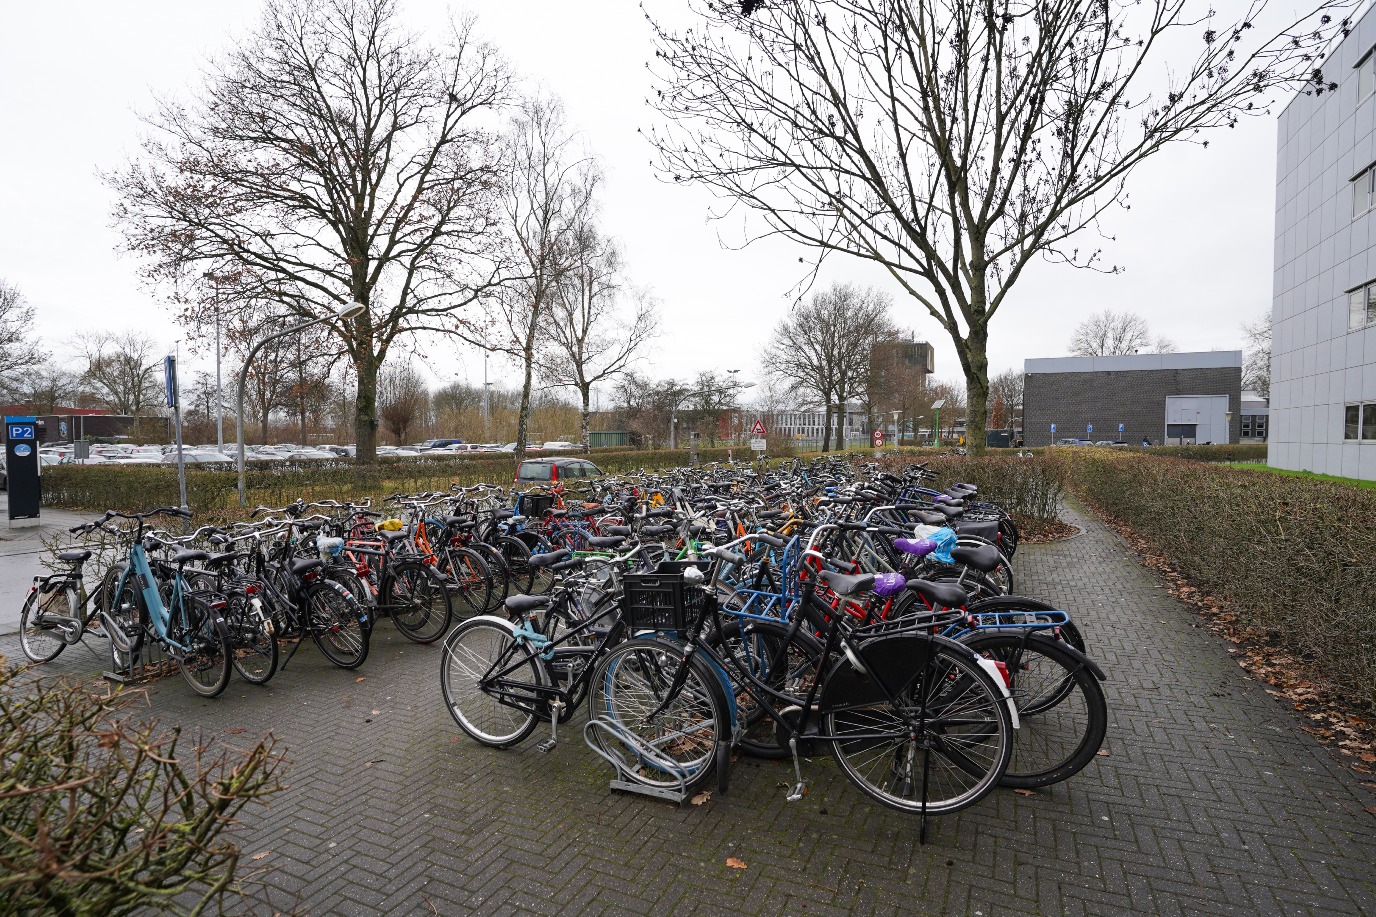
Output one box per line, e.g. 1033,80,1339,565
1022,352,1243,447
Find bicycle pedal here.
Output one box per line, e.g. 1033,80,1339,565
536,738,558,753
786,782,809,802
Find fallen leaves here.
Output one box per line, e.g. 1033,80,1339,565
251,850,271,861
1095,749,1110,757
224,728,246,735
725,856,747,869
690,790,711,806
1012,788,1036,797
355,677,366,683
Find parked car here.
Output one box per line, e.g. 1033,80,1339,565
420,438,466,450
514,456,602,484
541,441,580,451
161,450,234,464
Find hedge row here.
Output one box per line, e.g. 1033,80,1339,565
873,452,1067,524
1135,443,1268,463
1058,450,1376,712
38,447,782,514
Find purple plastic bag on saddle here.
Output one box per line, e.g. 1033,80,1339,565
893,537,937,558
871,572,906,597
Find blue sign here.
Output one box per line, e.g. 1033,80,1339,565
8,424,34,440
1087,423,1093,434
1050,423,1056,434
164,355,178,408
1118,423,1125,433
13,443,31,457
59,421,68,436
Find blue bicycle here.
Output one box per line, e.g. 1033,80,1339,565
96,507,234,698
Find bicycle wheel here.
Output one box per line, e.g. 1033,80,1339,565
587,637,728,792
443,547,494,619
305,581,370,669
383,563,453,644
961,632,1108,788
175,598,233,698
225,594,278,685
709,619,824,760
440,616,546,748
105,574,144,672
825,635,1012,816
325,563,374,626
471,542,511,611
18,584,74,663
498,536,536,595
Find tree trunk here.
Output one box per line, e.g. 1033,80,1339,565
963,318,990,456
579,385,591,455
515,297,542,464
354,350,378,464
821,403,832,452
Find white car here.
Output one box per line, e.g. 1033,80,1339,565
541,441,580,451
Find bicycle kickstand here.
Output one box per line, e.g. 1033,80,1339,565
537,699,565,753
786,737,808,802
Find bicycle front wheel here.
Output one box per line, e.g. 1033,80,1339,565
587,637,728,792
443,547,494,619
19,584,75,663
225,594,278,685
384,563,453,644
440,616,546,748
961,632,1108,788
306,581,370,669
825,636,1012,816
176,599,233,698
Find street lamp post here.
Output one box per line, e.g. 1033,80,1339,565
237,301,366,507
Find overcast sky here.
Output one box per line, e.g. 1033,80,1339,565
0,0,1279,404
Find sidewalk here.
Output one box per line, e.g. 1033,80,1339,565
0,495,96,635
4,503,1375,915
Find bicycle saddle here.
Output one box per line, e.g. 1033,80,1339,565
379,529,410,541
930,503,964,519
820,570,875,596
872,572,907,598
603,525,631,536
206,551,239,567
951,543,1003,573
58,550,92,563
291,557,323,576
952,519,999,543
528,549,570,567
904,579,968,609
893,537,937,557
586,536,624,549
505,594,553,615
640,524,673,536
172,549,210,565
493,510,515,521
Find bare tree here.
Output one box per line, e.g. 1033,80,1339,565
77,331,163,417
460,94,598,461
0,281,43,401
377,360,430,445
647,0,1350,452
109,0,512,463
1243,312,1272,397
1069,309,1173,356
539,230,658,452
762,283,897,451
987,368,1024,431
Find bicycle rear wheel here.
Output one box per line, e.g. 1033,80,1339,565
18,584,74,663
586,637,728,792
306,581,370,669
225,594,278,684
961,632,1107,788
709,619,824,760
440,616,546,748
825,635,1012,815
443,546,494,619
176,599,233,698
384,563,453,644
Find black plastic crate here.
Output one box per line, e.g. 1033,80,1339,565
520,491,556,519
620,560,708,631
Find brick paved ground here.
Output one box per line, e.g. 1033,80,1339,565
5,503,1375,916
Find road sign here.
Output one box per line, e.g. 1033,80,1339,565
1118,423,1125,433
750,438,767,452
59,421,68,437
750,420,767,436
164,355,179,408
1087,423,1093,434
1050,423,1056,434
872,430,885,447
8,424,34,440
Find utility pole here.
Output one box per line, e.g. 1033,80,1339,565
481,352,492,441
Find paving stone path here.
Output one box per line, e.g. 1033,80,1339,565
5,504,1375,916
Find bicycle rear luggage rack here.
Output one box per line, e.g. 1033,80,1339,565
583,718,693,805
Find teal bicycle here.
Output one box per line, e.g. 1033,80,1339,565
96,507,235,698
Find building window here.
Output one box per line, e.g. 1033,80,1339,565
1346,404,1362,439
1360,49,1376,102
1348,282,1376,330
1365,404,1376,441
1241,417,1253,437
1355,165,1376,218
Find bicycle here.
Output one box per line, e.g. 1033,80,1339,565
18,528,128,667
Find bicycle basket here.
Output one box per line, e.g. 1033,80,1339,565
620,560,708,632
520,492,556,518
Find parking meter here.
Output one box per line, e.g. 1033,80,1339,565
5,416,41,520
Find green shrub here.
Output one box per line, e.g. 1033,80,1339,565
1140,443,1268,463
874,453,1067,524
1060,450,1376,712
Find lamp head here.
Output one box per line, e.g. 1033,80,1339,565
337,301,367,320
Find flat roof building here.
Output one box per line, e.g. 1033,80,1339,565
1023,352,1242,447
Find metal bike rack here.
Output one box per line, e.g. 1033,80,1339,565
103,634,175,686
583,717,693,805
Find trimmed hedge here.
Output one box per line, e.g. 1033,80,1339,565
1138,443,1268,463
1059,450,1376,712
874,453,1066,524
39,447,783,514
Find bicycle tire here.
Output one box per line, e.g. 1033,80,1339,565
708,619,825,760
226,594,278,684
443,546,494,619
176,598,233,698
824,635,1012,815
325,563,374,626
586,637,729,792
384,563,453,644
471,541,511,611
18,584,73,663
961,632,1108,788
498,536,537,595
305,580,370,669
106,574,145,671
440,616,546,748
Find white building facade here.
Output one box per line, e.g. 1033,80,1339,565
1270,7,1376,478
